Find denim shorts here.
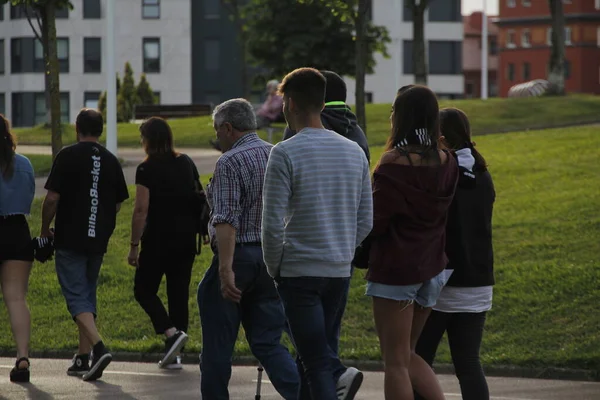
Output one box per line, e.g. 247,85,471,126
365,270,450,308
55,249,104,319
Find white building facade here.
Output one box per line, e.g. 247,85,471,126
0,0,192,127
345,0,464,103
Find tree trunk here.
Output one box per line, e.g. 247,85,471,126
41,10,51,126
44,2,63,158
355,0,369,134
412,2,428,86
547,0,565,95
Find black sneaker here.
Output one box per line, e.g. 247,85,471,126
67,354,90,377
159,331,188,368
83,342,112,381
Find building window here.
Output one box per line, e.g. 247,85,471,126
153,92,161,104
428,0,461,22
34,92,69,125
521,30,531,48
205,0,220,19
507,0,516,7
507,30,516,48
547,27,572,45
84,38,101,73
429,41,462,75
84,92,101,109
142,0,160,19
403,3,412,21
35,38,69,73
508,63,515,81
0,93,5,116
564,60,570,79
489,37,498,55
522,0,531,6
83,0,101,19
523,62,530,81
365,92,373,103
0,3,4,21
596,0,600,9
205,40,220,71
0,40,4,75
465,82,474,98
10,39,23,73
143,38,160,73
55,6,68,18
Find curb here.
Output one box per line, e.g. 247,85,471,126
1,350,597,382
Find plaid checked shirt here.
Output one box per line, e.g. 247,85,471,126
206,133,273,245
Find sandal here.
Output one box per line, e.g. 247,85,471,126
10,357,30,383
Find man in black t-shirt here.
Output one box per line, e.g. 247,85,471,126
41,109,129,382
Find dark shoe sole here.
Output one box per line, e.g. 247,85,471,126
341,371,363,400
159,334,188,368
83,353,112,381
67,369,88,377
10,369,30,383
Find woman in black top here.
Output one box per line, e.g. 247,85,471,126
415,108,496,400
128,117,206,370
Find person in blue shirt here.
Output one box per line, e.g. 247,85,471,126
0,114,35,383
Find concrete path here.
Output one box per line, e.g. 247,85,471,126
1,357,599,399
20,145,222,197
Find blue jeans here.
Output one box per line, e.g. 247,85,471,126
55,249,103,319
276,276,351,400
197,245,299,400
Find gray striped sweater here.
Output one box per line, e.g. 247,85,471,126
261,128,373,278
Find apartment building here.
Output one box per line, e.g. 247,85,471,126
0,0,248,127
496,0,600,97
463,11,499,98
345,0,464,103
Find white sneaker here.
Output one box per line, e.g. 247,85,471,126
336,367,363,400
159,355,183,370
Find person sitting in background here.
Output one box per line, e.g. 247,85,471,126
283,70,370,163
210,80,284,152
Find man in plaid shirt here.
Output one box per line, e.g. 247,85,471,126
197,98,299,399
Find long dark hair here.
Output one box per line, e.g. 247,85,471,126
439,108,488,171
139,117,178,159
384,85,440,161
0,115,16,179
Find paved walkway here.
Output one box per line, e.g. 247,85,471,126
1,358,599,399
20,145,222,197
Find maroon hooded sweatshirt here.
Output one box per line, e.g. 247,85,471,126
366,154,459,286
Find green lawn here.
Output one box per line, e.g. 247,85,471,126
12,94,600,150
24,154,54,177
1,125,598,370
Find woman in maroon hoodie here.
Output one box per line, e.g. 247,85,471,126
366,86,458,400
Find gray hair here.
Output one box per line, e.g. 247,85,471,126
212,98,257,132
266,80,279,90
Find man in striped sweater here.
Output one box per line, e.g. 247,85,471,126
262,68,373,400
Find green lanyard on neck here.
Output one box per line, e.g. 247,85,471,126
324,101,346,107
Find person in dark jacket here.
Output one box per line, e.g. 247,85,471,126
283,70,370,163
366,86,458,400
414,107,495,400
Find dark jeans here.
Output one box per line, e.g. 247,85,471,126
276,276,350,400
197,245,299,400
415,310,489,400
133,249,195,334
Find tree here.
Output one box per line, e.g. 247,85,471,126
118,62,137,122
2,0,73,158
405,0,430,86
136,74,155,105
221,0,250,98
98,73,120,119
547,0,565,95
245,0,389,79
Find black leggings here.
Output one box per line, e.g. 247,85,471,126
134,250,195,334
415,311,489,400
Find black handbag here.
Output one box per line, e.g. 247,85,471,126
183,154,210,254
352,235,372,270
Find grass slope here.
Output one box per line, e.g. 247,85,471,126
23,155,54,177
0,126,598,370
12,94,600,150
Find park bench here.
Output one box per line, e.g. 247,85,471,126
133,104,213,120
